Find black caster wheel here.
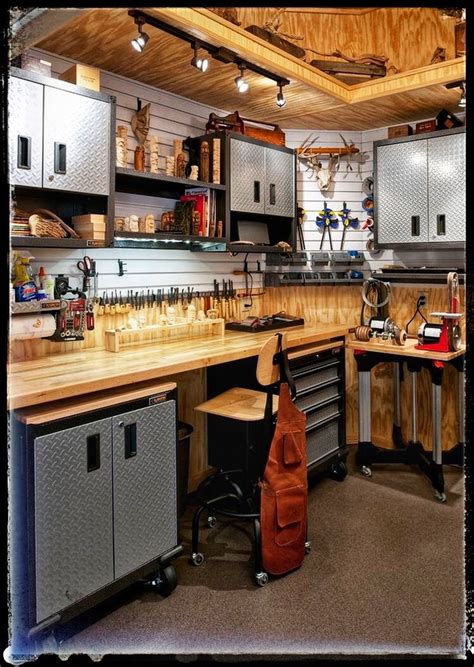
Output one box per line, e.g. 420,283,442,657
434,490,446,503
361,465,372,478
207,515,217,528
89,656,104,663
329,460,348,482
191,551,204,566
255,571,269,587
149,565,177,597
305,541,312,554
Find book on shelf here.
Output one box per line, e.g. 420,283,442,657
184,187,218,237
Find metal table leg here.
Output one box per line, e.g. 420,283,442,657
358,369,373,477
411,369,418,444
431,365,446,502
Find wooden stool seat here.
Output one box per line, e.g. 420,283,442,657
195,387,279,422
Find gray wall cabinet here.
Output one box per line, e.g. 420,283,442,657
9,70,112,196
32,399,176,623
229,137,295,217
374,128,465,249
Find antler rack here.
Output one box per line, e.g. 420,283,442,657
296,146,360,156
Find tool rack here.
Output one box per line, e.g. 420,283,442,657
264,251,365,286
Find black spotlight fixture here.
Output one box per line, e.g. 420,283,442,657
235,64,249,93
276,81,286,108
131,16,150,53
191,43,209,72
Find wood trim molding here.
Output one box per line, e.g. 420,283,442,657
148,8,466,107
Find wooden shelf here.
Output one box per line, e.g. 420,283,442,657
10,237,107,248
115,167,226,193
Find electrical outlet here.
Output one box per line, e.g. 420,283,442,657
417,292,427,307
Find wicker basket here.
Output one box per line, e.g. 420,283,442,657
29,209,80,239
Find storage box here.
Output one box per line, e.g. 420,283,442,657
436,108,464,130
11,54,52,77
58,64,100,91
74,227,106,241
388,124,413,138
71,214,107,226
415,119,437,134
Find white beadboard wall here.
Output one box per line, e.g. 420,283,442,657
23,48,464,297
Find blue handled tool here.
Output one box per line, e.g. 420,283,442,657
316,202,338,250
338,202,359,250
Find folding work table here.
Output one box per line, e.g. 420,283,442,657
346,338,465,502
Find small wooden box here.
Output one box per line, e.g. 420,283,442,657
58,64,100,91
12,53,52,77
415,120,437,134
388,124,413,138
72,214,107,226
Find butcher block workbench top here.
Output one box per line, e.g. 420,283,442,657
8,324,350,410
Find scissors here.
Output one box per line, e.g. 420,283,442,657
77,256,94,292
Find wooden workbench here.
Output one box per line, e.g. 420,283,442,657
8,323,349,410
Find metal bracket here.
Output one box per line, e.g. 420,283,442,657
118,259,127,277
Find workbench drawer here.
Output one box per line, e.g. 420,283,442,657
306,418,340,467
295,380,341,412
293,361,341,394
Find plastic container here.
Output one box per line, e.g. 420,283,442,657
177,421,193,517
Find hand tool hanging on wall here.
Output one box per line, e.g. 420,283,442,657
316,202,338,250
416,272,463,352
337,202,359,250
77,256,95,294
297,206,306,251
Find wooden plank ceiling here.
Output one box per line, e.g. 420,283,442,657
34,8,465,130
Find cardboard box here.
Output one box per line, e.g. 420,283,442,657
415,120,437,134
11,54,52,77
388,124,413,139
58,64,100,91
72,214,107,226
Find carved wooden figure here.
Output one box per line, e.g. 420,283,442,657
212,138,221,183
176,153,186,178
200,141,210,183
131,103,150,146
165,156,175,176
149,135,160,173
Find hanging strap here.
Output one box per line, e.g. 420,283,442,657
276,333,296,399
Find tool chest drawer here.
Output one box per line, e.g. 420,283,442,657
306,418,341,467
292,359,342,394
305,397,342,431
295,379,341,412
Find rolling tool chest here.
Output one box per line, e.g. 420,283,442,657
205,340,347,482
9,382,182,644
289,344,347,479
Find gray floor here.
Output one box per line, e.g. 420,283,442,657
46,450,465,660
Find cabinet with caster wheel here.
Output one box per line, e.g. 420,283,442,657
9,382,183,655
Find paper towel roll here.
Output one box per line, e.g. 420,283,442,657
10,314,56,340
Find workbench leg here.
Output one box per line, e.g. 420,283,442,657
392,362,404,448
355,369,373,476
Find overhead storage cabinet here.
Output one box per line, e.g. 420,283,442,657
9,68,113,196
374,127,465,248
229,137,295,217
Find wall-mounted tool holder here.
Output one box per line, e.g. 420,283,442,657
264,251,365,286
48,276,95,341
105,317,225,353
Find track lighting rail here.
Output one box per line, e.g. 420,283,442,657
128,9,290,88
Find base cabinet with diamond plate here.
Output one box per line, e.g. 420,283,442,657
10,386,182,649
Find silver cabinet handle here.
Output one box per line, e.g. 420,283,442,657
54,142,67,174
411,215,420,236
17,135,31,169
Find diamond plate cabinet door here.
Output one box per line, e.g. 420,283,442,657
34,418,114,623
264,147,295,217
112,400,177,580
42,85,111,195
230,138,266,214
8,76,44,187
376,141,428,245
427,133,465,243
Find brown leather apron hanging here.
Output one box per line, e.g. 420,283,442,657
260,336,308,576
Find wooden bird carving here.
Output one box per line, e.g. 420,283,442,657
131,103,151,146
